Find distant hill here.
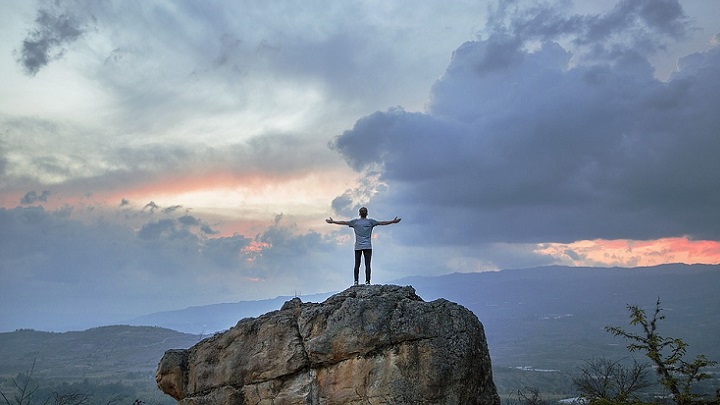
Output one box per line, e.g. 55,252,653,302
128,292,334,334
0,325,201,382
398,263,720,369
129,263,720,370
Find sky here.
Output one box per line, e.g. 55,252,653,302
1,0,720,332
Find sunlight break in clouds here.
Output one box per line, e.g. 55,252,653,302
536,238,720,267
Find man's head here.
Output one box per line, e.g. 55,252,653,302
359,207,368,218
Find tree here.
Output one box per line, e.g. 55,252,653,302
572,358,651,403
1,361,40,405
49,393,91,405
0,361,91,405
605,298,718,405
506,387,553,405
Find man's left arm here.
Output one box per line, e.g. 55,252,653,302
377,217,401,226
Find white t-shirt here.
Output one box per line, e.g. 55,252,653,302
347,218,379,250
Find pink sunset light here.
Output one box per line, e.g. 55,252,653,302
536,237,720,267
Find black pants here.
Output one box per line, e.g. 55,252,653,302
354,249,372,283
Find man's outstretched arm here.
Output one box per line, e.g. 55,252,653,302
326,217,350,225
377,217,401,226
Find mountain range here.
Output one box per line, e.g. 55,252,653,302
2,264,718,394
128,263,720,369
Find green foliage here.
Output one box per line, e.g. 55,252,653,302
605,299,718,405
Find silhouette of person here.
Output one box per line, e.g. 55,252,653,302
326,207,401,286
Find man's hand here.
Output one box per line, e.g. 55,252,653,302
326,217,334,224
393,217,401,223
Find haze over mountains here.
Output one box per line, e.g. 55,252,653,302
400,264,720,368
3,264,717,370
2,263,718,403
128,263,720,369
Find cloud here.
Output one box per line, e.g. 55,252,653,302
0,114,340,195
536,238,720,267
712,33,720,47
16,5,87,75
20,190,51,204
329,171,388,217
331,0,720,245
2,1,489,207
177,215,200,227
179,214,218,235
0,141,7,178
487,0,690,62
162,205,183,214
143,201,160,212
0,205,348,331
8,0,490,140
137,218,188,241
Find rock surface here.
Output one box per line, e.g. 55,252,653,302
156,284,500,405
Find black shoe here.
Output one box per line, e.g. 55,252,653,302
365,281,370,285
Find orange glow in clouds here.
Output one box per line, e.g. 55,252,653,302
240,240,273,264
0,166,358,240
87,167,356,230
105,171,293,203
536,237,720,267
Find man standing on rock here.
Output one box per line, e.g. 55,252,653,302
326,207,401,286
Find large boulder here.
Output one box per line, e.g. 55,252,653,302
157,284,500,404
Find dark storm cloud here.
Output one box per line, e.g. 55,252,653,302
20,190,52,204
162,205,183,214
137,219,184,241
516,0,685,38
490,0,689,57
178,215,219,235
331,0,720,245
17,6,87,75
136,209,218,240
330,192,355,217
177,215,200,227
578,0,689,43
143,201,160,212
135,215,218,241
200,224,218,235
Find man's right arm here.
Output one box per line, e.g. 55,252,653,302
326,217,350,225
